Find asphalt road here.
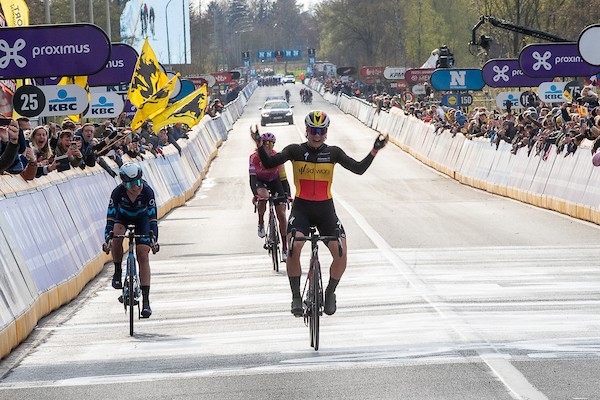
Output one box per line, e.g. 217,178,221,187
1,85,600,400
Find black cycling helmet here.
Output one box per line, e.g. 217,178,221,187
305,111,330,128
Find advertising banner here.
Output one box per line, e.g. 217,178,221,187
360,66,385,77
83,92,125,119
0,24,110,79
519,43,600,78
495,91,525,110
482,59,546,87
383,67,407,80
430,69,485,91
404,68,435,84
537,81,568,103
88,43,138,87
120,0,191,65
578,24,600,66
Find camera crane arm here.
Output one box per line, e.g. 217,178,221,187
469,15,572,49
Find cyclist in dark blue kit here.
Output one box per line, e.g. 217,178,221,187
103,162,159,318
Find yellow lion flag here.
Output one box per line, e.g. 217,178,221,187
128,38,169,108
1,0,29,26
130,73,179,130
150,85,208,131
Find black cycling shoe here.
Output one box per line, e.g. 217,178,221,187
324,292,336,315
141,303,152,318
111,276,122,289
291,297,303,317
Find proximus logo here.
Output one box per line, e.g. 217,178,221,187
0,38,26,68
0,39,92,69
32,44,90,59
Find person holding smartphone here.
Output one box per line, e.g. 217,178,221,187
52,129,83,172
0,118,21,174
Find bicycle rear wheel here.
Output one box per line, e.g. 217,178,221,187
310,261,321,350
269,213,279,272
127,257,135,336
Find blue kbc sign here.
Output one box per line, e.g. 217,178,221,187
430,69,485,91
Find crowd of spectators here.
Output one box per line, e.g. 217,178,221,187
397,85,600,161
323,75,600,162
0,114,191,181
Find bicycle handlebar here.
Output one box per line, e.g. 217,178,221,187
104,226,159,254
288,228,344,257
254,194,292,212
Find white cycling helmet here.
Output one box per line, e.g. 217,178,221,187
119,162,143,187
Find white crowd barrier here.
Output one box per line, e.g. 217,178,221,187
319,89,600,225
0,82,256,359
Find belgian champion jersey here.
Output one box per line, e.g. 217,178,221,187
258,142,374,201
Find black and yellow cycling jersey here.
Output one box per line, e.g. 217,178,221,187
258,142,375,201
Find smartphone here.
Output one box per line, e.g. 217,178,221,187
54,154,69,161
70,141,77,147
0,117,11,126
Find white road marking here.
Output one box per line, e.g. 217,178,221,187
334,191,549,400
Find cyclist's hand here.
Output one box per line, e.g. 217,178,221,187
250,125,261,145
151,242,160,254
373,134,389,151
102,240,111,254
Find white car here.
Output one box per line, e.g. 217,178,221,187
282,74,295,84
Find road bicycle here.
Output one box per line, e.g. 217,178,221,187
106,225,156,336
289,227,343,350
255,195,289,272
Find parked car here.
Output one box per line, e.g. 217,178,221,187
260,99,294,126
282,74,295,84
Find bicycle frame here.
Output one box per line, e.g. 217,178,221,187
290,227,343,350
255,195,289,272
108,224,152,336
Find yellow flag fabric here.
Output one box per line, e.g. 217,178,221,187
1,0,29,26
2,0,29,118
150,84,208,131
58,75,89,123
128,38,169,108
130,73,179,130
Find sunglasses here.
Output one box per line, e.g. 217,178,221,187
124,179,142,188
308,127,327,136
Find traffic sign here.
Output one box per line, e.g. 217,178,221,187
401,91,415,103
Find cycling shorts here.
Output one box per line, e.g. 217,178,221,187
256,179,288,206
287,198,346,238
114,212,152,246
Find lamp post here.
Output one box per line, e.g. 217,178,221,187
166,0,174,65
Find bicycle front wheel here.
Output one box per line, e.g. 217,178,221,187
271,222,279,272
127,257,135,336
310,261,321,350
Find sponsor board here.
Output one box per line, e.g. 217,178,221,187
83,92,125,118
360,66,385,77
431,69,485,91
88,43,138,87
441,93,473,108
0,24,110,79
578,24,600,66
482,59,546,87
537,81,568,103
520,42,600,78
13,84,88,117
404,68,434,83
383,67,406,80
496,91,525,110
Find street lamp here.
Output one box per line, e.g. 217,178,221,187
166,0,173,65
